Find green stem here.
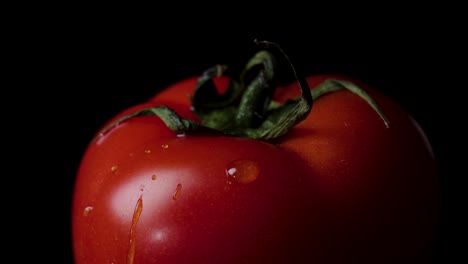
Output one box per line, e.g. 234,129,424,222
235,50,276,128
97,41,390,141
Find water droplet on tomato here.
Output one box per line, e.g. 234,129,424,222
111,165,118,173
172,183,182,200
161,144,169,149
225,159,260,184
177,133,186,138
128,195,143,264
83,206,93,216
151,174,157,180
144,149,151,154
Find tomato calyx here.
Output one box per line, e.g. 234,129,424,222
310,79,390,128
190,46,314,139
98,41,390,140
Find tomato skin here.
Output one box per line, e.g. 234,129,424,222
277,75,441,261
73,117,320,263
72,74,441,263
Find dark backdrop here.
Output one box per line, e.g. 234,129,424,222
16,13,458,263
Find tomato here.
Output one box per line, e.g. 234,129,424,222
72,49,441,263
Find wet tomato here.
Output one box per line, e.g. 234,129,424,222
72,48,440,263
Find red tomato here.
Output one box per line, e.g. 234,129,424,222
72,59,441,263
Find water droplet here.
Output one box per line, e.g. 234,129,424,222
161,144,169,149
176,133,186,138
225,159,260,184
128,195,143,264
151,174,157,180
172,183,182,200
111,165,118,173
83,206,93,216
144,149,151,154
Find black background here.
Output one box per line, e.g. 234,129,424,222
13,8,459,263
